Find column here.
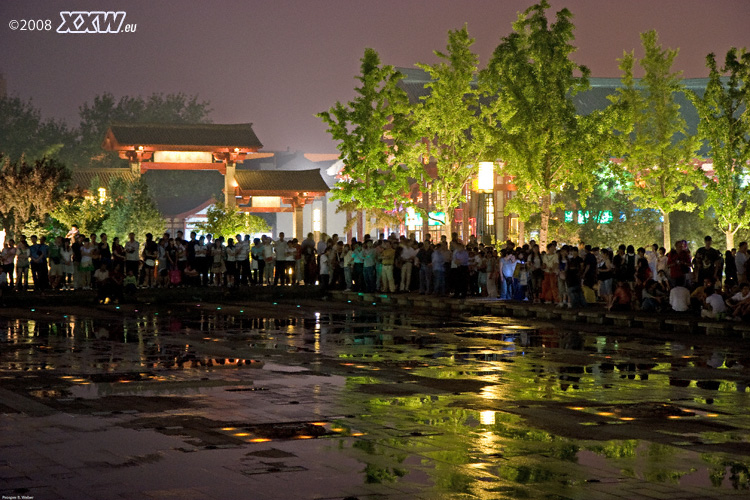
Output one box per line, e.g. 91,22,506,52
224,162,236,208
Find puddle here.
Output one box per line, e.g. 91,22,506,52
2,306,750,496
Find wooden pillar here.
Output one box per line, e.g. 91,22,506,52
224,162,236,208
293,202,304,241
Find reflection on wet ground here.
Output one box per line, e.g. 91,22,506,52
2,304,750,499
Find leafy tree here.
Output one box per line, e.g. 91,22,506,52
75,92,212,168
610,30,700,250
101,177,165,242
0,96,73,163
687,48,750,250
50,177,110,237
410,25,491,232
193,201,270,239
0,155,70,237
318,49,414,230
480,0,608,248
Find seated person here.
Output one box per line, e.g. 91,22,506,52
726,282,750,321
182,264,200,287
669,283,691,312
641,279,666,312
691,277,715,312
123,270,138,295
609,280,632,311
701,286,727,319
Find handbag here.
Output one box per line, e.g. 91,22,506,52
169,269,182,285
145,259,156,267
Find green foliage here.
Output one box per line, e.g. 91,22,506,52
410,25,491,228
318,48,414,225
75,92,212,168
193,201,270,239
101,177,165,242
687,47,750,250
50,176,110,236
0,155,71,237
0,96,73,163
610,30,700,249
480,0,609,247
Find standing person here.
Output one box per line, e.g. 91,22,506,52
71,234,83,290
452,242,470,299
342,243,354,291
287,238,300,285
318,246,331,294
566,246,585,308
500,249,517,300
656,247,669,278
351,242,364,291
250,237,264,285
431,241,446,296
399,241,418,292
645,243,659,280
527,244,543,303
262,236,275,285
15,239,30,291
667,240,689,287
724,250,738,290
416,242,433,295
694,235,722,285
379,241,396,293
111,237,126,272
186,231,198,270
29,235,49,291
582,245,598,304
194,236,209,286
235,234,250,286
225,238,238,288
79,238,94,290
124,233,140,280
48,236,63,290
736,241,749,284
140,233,158,288
273,232,289,286
60,238,73,290
556,246,569,308
1,240,16,289
157,234,170,288
211,238,225,287
541,242,559,304
362,240,377,292
99,233,111,270
598,248,615,310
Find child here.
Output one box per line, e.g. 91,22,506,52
123,270,138,295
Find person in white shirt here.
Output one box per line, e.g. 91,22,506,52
727,282,750,320
124,233,140,278
399,242,418,292
701,286,727,319
669,284,691,312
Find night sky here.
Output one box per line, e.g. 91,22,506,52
1,0,749,153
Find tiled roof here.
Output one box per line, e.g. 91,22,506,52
70,168,138,191
235,169,329,193
396,67,710,135
107,123,263,149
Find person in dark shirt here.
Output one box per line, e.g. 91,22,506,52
694,235,722,284
566,247,585,308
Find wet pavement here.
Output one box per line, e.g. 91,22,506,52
1,300,750,499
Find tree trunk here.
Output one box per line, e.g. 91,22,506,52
662,210,671,250
725,224,736,252
540,193,551,249
444,211,453,241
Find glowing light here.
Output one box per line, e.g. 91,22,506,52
153,151,212,163
477,162,495,192
568,407,585,411
252,196,282,208
596,412,614,417
249,438,271,443
620,417,635,421
350,432,365,437
313,208,322,232
310,422,327,426
233,432,251,437
296,435,314,439
479,410,496,425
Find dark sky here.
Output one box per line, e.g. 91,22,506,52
1,0,749,153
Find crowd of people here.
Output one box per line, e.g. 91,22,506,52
1,225,749,321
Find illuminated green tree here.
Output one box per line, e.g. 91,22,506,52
0,155,70,236
193,201,270,239
410,25,492,232
688,48,750,250
480,0,608,247
101,177,165,242
611,30,700,250
318,48,415,231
